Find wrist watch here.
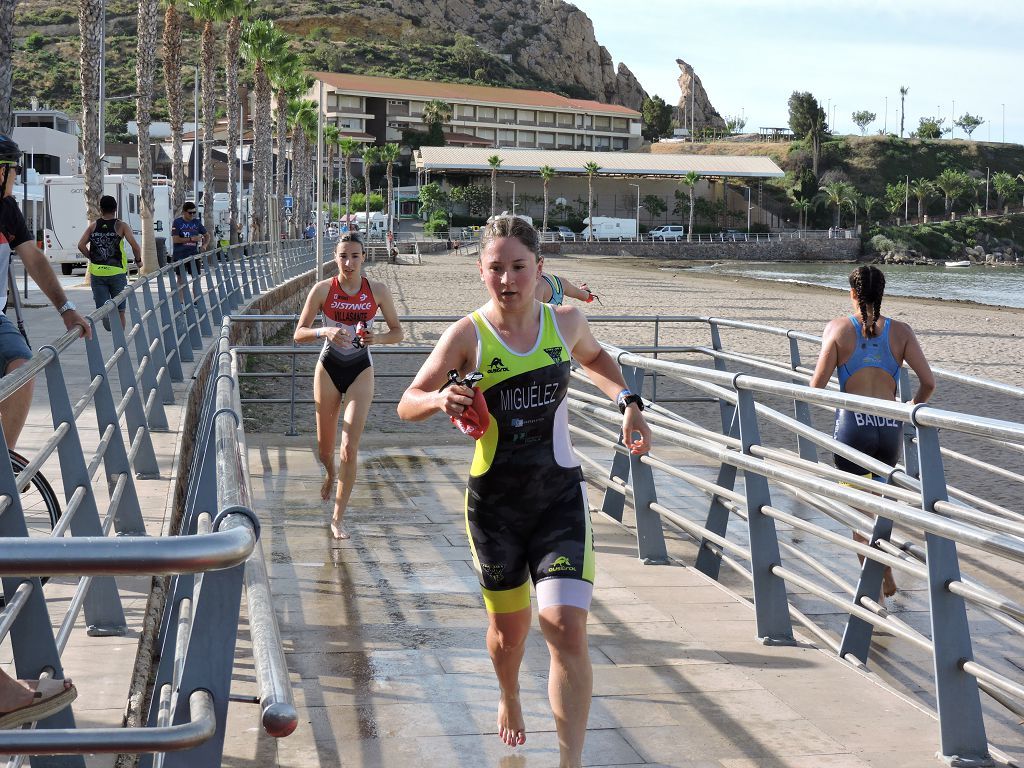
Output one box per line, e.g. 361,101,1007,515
57,301,76,315
617,390,645,414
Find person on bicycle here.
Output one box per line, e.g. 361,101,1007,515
1,134,91,447
0,135,81,725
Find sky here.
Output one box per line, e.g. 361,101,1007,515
573,0,1024,144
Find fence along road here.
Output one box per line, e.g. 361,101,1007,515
0,242,308,766
229,311,1024,766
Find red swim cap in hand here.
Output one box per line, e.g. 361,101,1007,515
451,388,490,439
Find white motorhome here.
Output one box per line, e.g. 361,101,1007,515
352,211,387,238
580,217,637,240
43,175,143,273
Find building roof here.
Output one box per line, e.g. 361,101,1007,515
414,147,785,179
311,72,640,118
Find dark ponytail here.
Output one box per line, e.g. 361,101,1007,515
849,265,885,337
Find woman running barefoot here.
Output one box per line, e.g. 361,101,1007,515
398,215,650,767
294,233,403,539
809,265,934,599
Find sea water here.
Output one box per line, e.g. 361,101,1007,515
687,262,1024,309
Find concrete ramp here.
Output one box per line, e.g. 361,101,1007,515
223,434,946,768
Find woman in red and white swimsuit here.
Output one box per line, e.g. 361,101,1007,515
295,233,404,538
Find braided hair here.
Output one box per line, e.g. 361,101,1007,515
849,265,885,338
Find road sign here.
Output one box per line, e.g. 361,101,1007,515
283,195,294,208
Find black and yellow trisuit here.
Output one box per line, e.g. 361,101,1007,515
465,302,595,614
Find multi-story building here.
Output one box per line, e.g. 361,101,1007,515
12,106,79,175
309,72,643,152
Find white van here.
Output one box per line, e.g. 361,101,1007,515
43,175,143,274
649,225,686,241
352,211,387,239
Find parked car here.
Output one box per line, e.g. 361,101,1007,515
649,225,686,241
544,225,576,241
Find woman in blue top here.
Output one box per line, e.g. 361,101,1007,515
535,273,597,306
810,265,935,598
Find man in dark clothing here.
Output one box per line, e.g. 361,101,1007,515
76,194,141,329
170,201,209,284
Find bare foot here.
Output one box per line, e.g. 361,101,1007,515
329,520,350,540
320,470,336,502
497,688,526,747
882,568,898,598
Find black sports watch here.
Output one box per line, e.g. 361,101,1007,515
617,391,645,414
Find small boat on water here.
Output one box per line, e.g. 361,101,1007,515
944,260,972,268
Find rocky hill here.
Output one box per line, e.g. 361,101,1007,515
12,0,648,136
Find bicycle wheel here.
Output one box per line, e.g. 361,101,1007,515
8,449,62,541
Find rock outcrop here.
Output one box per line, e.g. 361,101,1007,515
675,59,726,131
407,0,649,109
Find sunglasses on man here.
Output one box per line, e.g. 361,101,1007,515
0,163,23,175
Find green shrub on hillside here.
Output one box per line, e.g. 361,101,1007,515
864,216,1024,260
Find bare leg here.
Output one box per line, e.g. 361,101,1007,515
488,606,531,747
539,605,591,768
1,359,34,449
331,366,374,538
313,362,342,507
854,530,897,598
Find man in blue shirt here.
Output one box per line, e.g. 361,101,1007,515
170,202,209,280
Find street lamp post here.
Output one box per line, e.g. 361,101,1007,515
628,183,640,240
746,186,752,233
985,167,990,213
391,174,401,234
505,180,516,215
1002,103,1006,143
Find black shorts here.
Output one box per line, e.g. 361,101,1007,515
319,347,371,395
832,409,902,479
171,255,201,278
466,464,594,614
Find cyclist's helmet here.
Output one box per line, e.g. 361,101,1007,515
0,134,20,164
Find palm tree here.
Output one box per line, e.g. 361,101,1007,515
221,0,248,243
162,0,188,214
991,171,1017,213
186,0,221,212
378,142,401,235
269,52,303,228
584,162,601,241
792,197,812,230
909,178,934,220
0,0,18,136
286,97,317,237
678,171,700,242
818,180,854,228
899,86,909,138
240,19,280,241
338,137,360,225
79,0,104,220
861,195,881,226
323,124,339,225
487,154,502,217
422,99,453,144
136,0,160,273
360,145,381,236
539,165,555,233
934,168,969,216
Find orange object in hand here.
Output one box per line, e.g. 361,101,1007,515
452,387,490,439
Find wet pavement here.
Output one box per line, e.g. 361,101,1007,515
223,432,961,768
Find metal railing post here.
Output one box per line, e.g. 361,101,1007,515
153,273,187,379
106,307,161,478
839,506,896,663
898,367,920,478
708,320,735,432
734,386,794,644
0,425,83,754
915,419,992,766
787,335,818,462
624,366,667,563
125,289,170,430
167,268,195,363
41,349,127,636
193,253,213,338
203,251,224,328
138,278,177,401
83,326,148,535
695,410,740,579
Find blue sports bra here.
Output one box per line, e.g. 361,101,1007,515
541,273,564,305
837,316,900,390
